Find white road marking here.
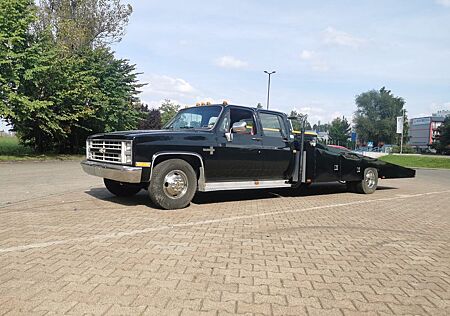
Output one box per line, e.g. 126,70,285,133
1,189,449,254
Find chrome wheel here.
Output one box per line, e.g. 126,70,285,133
365,169,376,189
163,170,188,199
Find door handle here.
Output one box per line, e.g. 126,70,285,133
252,137,262,141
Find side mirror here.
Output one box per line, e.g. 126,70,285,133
225,132,233,142
231,121,247,133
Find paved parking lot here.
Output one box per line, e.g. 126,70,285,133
0,160,449,315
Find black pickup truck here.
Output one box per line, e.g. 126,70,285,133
81,104,415,209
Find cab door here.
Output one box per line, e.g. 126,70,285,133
206,107,264,181
258,111,292,180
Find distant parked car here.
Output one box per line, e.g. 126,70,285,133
355,146,369,152
381,144,394,153
327,144,351,152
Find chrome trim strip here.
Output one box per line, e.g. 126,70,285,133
204,180,291,192
81,160,142,183
302,150,307,183
150,152,206,189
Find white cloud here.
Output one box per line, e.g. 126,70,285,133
300,50,314,60
291,105,352,125
138,74,198,106
323,27,366,48
292,106,326,124
436,0,450,7
142,74,194,95
215,56,249,69
299,50,329,72
137,75,230,109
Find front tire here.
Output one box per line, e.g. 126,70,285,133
354,168,378,194
148,159,197,210
104,179,142,197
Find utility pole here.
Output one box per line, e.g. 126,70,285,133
264,71,276,110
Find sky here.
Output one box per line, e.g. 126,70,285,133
107,0,450,126
1,0,449,133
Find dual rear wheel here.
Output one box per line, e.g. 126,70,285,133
346,167,378,194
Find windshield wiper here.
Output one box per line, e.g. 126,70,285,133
179,126,194,129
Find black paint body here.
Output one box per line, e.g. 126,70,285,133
88,105,416,184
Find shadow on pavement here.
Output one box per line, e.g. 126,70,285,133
85,183,397,207
85,188,155,207
193,183,397,204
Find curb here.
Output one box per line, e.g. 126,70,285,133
412,167,450,171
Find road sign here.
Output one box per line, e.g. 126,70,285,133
368,141,373,148
351,132,357,142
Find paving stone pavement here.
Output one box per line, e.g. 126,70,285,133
0,161,449,315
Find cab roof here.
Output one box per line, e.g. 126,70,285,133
190,103,287,117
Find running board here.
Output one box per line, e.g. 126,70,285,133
202,180,292,192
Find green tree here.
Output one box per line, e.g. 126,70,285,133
256,102,263,109
329,116,351,145
139,105,162,130
0,0,37,118
312,121,330,132
354,87,407,146
37,0,132,51
289,110,311,131
160,99,180,126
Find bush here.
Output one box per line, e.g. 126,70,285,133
391,145,415,154
0,136,34,156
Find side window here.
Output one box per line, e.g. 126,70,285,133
260,113,287,138
230,108,257,135
218,110,230,132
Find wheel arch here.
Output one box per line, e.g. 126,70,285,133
150,152,206,191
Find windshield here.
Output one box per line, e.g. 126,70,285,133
164,106,222,130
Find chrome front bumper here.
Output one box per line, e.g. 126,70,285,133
81,160,142,183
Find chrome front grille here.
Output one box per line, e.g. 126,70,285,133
86,139,132,165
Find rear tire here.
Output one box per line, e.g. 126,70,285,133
148,159,197,210
104,179,142,197
355,168,378,194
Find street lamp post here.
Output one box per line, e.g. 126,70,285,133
400,108,405,154
264,70,276,110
